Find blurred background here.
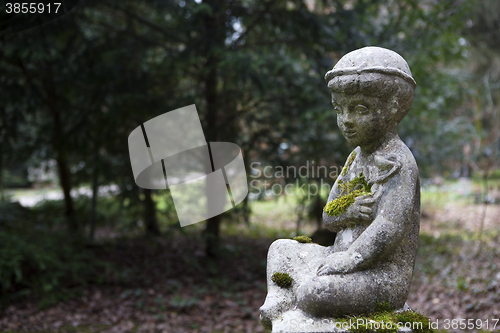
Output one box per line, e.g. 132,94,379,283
0,0,499,332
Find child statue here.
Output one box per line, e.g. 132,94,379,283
260,46,420,332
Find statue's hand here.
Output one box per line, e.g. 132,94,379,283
344,188,382,223
317,251,363,276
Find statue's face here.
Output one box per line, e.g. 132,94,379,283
332,91,394,148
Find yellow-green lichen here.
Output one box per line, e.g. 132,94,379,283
341,152,357,176
338,302,433,333
271,272,292,288
323,173,372,217
338,173,371,195
394,310,433,333
374,301,394,313
293,236,312,243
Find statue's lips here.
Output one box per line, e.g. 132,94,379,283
343,130,357,138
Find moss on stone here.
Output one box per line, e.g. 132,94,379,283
293,236,312,243
341,151,357,176
337,303,433,333
394,311,433,333
271,272,292,288
338,173,371,195
375,301,394,313
324,173,372,217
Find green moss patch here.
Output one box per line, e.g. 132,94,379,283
338,303,433,333
394,311,433,332
271,272,292,288
324,173,372,217
293,236,312,243
341,152,357,176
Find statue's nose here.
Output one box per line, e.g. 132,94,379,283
340,112,355,127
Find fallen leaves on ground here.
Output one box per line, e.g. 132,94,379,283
1,203,500,332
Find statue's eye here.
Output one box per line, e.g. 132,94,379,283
355,105,369,114
333,106,342,114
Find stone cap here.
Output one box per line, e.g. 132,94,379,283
325,46,416,88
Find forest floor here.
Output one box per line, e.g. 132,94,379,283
1,185,500,333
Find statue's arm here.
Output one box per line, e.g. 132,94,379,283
345,169,418,270
318,166,418,276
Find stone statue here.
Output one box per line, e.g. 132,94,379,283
260,46,420,332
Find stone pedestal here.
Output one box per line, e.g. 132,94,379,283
270,304,415,333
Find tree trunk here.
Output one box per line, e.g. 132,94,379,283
143,189,160,236
56,153,77,232
203,0,223,258
205,214,221,257
204,58,221,255
296,203,304,236
477,172,489,255
242,195,250,225
46,57,77,232
0,148,4,202
88,162,99,240
51,108,76,232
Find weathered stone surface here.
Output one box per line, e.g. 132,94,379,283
260,47,421,332
271,306,413,333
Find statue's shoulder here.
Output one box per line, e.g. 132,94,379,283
371,139,418,184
